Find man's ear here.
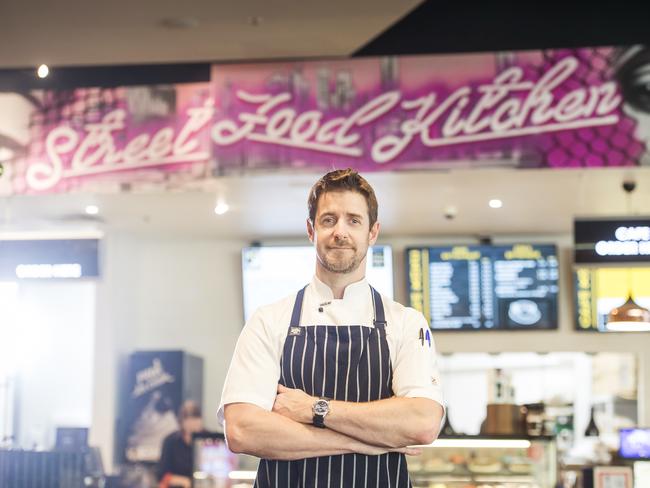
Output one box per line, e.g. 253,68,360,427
307,218,315,243
369,221,380,245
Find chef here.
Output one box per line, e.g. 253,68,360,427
218,168,444,487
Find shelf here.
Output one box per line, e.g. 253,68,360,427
411,472,534,481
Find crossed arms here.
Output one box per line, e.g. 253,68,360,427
224,384,443,461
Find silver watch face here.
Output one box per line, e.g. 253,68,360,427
314,399,329,416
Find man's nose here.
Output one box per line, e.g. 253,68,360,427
333,221,349,239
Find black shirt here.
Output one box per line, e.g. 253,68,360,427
157,431,192,481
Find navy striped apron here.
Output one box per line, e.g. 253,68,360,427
254,285,412,487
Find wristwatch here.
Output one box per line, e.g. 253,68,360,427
312,397,330,428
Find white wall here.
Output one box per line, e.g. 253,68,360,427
91,232,141,473
91,231,650,473
14,280,95,449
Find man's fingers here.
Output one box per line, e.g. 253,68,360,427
277,383,288,393
404,447,422,456
391,447,422,456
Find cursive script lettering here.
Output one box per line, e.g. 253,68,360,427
372,57,621,163
210,57,621,165
28,56,625,191
132,358,175,398
211,90,401,157
26,100,214,191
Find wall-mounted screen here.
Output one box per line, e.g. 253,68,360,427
619,428,650,460
242,245,393,321
574,217,650,265
0,238,100,279
406,244,559,331
574,266,650,332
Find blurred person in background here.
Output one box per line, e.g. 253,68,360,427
158,400,203,488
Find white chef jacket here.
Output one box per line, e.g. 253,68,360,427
218,276,444,424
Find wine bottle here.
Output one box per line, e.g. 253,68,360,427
584,406,600,437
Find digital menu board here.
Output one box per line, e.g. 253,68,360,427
574,266,650,332
407,244,559,331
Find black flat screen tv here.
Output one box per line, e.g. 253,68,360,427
406,244,559,331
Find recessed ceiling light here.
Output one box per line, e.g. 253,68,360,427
158,17,199,30
0,147,14,162
85,205,99,215
214,202,230,215
489,199,503,209
248,15,263,26
37,64,49,79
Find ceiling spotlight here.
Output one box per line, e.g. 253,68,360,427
248,15,263,26
37,64,49,79
85,205,99,215
0,148,13,163
214,202,230,215
489,199,503,209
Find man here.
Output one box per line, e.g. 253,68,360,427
157,400,204,488
218,168,444,487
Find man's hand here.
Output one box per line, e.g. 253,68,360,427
360,445,423,457
272,384,315,424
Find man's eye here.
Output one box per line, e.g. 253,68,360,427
322,217,335,225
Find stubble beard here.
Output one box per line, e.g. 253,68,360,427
319,245,366,274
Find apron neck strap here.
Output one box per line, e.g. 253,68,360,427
371,286,387,329
289,285,308,328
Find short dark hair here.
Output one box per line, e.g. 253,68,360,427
178,400,201,420
308,168,378,227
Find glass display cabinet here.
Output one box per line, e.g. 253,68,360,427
407,436,557,488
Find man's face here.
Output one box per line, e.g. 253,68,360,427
181,416,203,435
307,190,379,275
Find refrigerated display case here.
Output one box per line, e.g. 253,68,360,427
407,436,557,488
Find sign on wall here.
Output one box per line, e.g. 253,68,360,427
574,218,650,264
120,350,203,463
1,45,649,195
0,238,100,279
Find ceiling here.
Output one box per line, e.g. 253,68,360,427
2,1,650,81
2,167,649,240
0,0,420,69
0,0,650,70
